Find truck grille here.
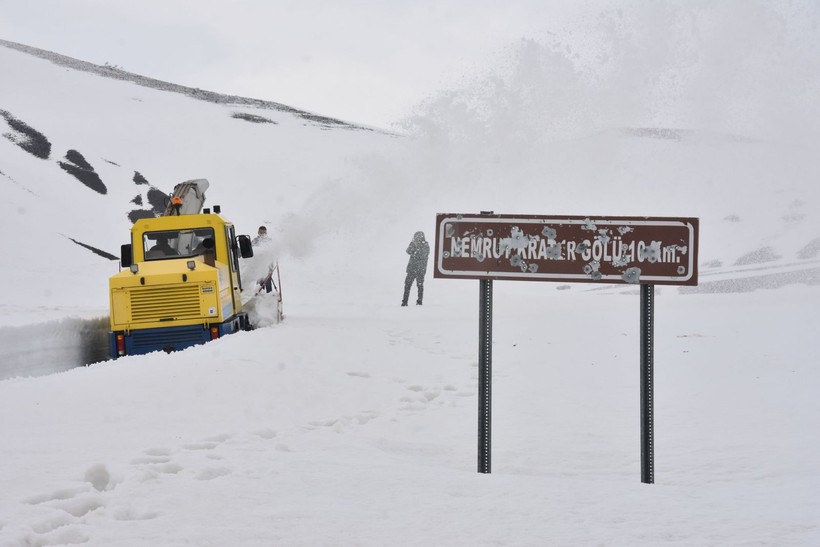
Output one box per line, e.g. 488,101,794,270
130,285,202,322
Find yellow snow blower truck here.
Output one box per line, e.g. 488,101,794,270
108,179,254,358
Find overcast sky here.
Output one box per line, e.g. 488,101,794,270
0,0,601,128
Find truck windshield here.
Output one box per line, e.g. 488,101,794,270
144,228,215,261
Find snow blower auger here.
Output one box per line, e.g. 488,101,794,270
255,260,284,323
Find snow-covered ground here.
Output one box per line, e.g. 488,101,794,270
2,3,820,544
2,286,818,546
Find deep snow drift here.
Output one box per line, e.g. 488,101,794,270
2,2,820,545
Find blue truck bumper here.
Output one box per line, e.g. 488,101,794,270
109,314,249,359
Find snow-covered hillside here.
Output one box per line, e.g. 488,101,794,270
0,40,393,327
2,3,820,543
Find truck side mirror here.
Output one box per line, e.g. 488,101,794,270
237,235,254,258
121,244,133,268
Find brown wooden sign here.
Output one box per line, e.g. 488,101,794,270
434,214,699,286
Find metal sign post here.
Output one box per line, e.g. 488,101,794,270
433,213,698,482
640,283,655,484
478,278,493,474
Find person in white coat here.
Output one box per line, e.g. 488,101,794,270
252,225,271,246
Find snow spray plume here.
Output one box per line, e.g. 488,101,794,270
400,0,820,152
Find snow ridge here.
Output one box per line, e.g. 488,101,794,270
0,38,371,131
